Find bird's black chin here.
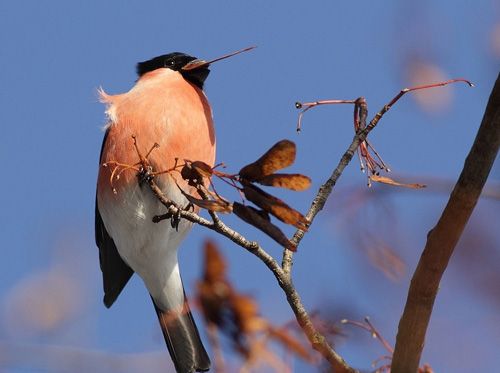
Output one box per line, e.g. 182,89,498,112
181,67,210,90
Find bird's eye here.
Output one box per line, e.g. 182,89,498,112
169,60,175,66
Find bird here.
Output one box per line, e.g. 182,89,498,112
95,47,253,373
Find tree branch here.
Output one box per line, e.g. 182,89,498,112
143,79,472,372
284,94,400,274
283,79,472,276
148,179,358,372
283,98,368,274
279,277,357,372
391,74,500,372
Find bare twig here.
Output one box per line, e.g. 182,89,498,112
284,97,367,274
391,74,500,372
341,317,394,355
283,79,473,275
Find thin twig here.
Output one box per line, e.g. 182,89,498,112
341,317,394,354
283,79,472,276
284,97,370,274
364,317,394,355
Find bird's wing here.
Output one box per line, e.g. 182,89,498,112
95,130,134,308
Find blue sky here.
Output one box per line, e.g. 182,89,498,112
1,1,499,372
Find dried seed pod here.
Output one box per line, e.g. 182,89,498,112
369,175,426,189
191,161,213,178
184,193,232,213
239,140,296,181
256,173,311,191
176,184,232,213
242,183,308,231
233,202,296,251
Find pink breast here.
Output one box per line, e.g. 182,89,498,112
97,69,216,202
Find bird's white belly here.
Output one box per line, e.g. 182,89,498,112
98,177,192,309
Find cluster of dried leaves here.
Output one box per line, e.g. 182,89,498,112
104,136,311,251
196,241,313,370
179,140,311,251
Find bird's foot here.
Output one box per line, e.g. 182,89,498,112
137,165,154,186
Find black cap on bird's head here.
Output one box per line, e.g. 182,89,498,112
136,52,210,89
136,46,256,89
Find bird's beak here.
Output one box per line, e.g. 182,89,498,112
181,59,209,71
181,46,256,71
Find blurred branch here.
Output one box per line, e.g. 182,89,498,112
391,73,500,372
284,97,370,275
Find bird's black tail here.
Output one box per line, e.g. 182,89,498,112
152,297,210,373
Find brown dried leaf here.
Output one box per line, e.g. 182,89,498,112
231,293,265,334
198,240,312,365
191,161,213,178
198,282,224,327
178,186,232,213
268,326,313,362
189,195,232,213
257,173,311,191
204,240,227,283
370,175,426,189
242,183,308,231
239,140,296,181
181,161,213,186
233,202,296,251
245,205,271,221
197,241,231,327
